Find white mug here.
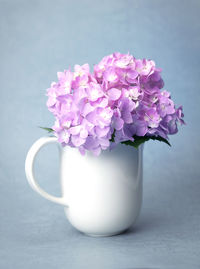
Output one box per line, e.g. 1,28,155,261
25,136,143,237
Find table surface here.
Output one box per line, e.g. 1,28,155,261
0,0,200,268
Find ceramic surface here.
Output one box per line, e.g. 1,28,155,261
25,136,143,236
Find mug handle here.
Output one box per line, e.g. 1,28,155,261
25,136,68,207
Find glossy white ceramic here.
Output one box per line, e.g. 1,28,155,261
25,136,143,237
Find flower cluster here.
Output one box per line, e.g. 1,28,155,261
46,52,184,155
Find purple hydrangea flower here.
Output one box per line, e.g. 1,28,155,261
46,52,185,155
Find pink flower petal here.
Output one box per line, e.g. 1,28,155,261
71,135,85,147
107,88,121,101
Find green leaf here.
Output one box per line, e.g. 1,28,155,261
149,135,171,147
121,136,150,148
110,129,116,142
39,127,54,133
121,135,171,148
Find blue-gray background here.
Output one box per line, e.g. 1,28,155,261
0,0,200,268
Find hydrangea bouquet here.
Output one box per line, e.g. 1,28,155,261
43,52,184,156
